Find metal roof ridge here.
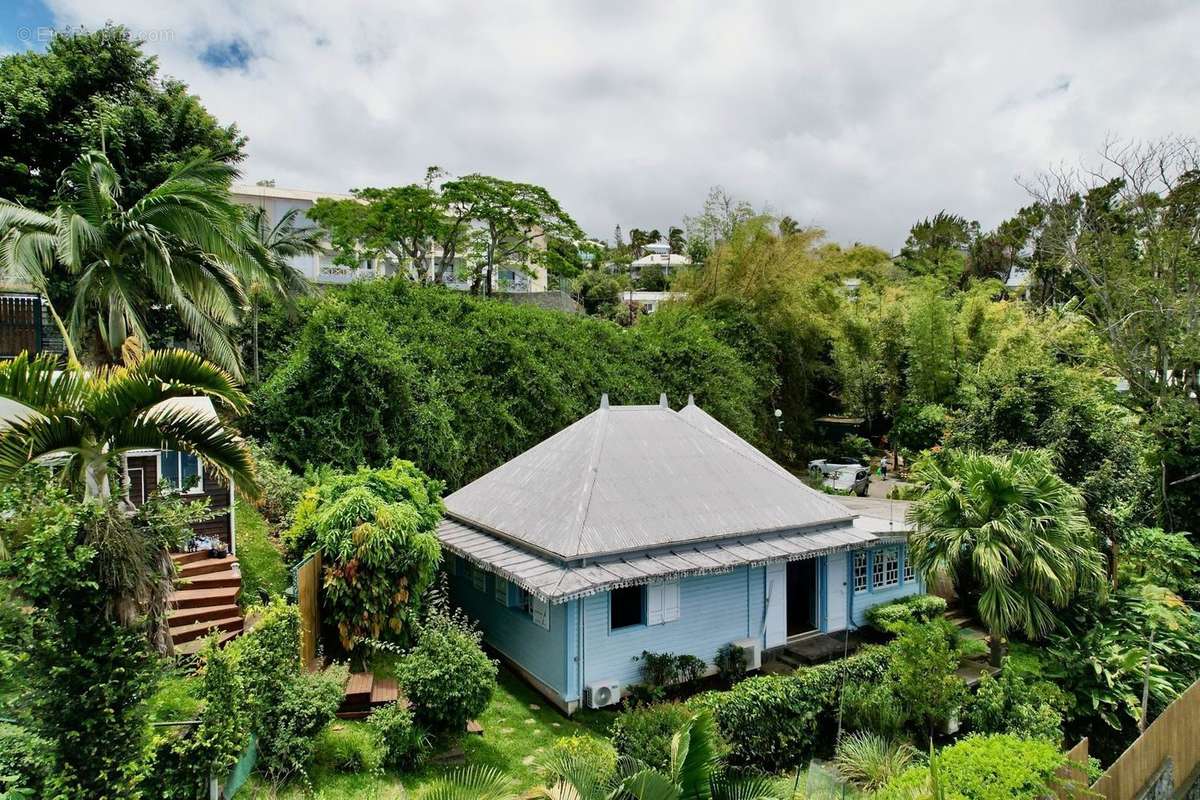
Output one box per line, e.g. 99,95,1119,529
673,404,823,493
565,397,611,558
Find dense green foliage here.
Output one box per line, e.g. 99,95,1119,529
0,25,244,210
889,623,969,739
144,642,249,799
368,701,428,770
689,645,892,771
965,671,1065,744
288,459,443,653
609,703,698,771
395,605,498,737
0,472,221,798
227,602,346,785
251,279,771,487
876,735,1065,800
864,594,947,633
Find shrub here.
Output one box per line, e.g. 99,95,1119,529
313,722,384,773
833,732,918,792
229,602,346,785
842,681,909,739
714,643,746,686
890,622,968,739
0,725,53,797
368,702,427,771
696,645,892,771
966,672,1064,744
287,459,443,655
396,605,497,737
865,594,947,634
247,439,308,529
144,641,250,799
542,735,618,785
634,651,708,695
610,703,697,771
877,734,1065,800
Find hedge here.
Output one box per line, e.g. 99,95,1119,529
689,645,892,772
875,734,1065,800
865,594,947,634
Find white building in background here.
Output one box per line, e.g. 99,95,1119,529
629,291,686,313
628,242,692,282
231,183,547,291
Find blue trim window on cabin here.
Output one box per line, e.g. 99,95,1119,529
160,450,202,494
610,585,646,630
903,548,915,584
852,551,868,594
873,548,899,590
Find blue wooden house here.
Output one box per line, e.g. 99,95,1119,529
436,395,921,713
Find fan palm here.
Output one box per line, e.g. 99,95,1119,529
907,449,1105,666
0,350,256,500
0,150,264,377
243,205,319,382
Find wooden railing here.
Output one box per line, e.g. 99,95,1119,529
1090,678,1200,799
293,552,321,668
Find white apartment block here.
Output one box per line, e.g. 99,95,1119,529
231,183,547,291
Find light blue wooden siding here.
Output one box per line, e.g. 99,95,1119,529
448,567,570,699
581,567,764,690
847,543,924,627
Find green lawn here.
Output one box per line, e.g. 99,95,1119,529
244,666,617,799
234,499,290,606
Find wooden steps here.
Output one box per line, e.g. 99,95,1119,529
336,671,410,719
168,552,245,655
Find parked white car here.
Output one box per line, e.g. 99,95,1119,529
808,457,865,477
823,466,871,497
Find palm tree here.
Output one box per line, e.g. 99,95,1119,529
0,350,256,500
0,150,264,377
0,349,257,652
907,449,1105,666
243,205,319,382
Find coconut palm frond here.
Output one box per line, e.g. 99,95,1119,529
112,408,256,498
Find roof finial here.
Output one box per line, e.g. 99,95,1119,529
686,393,695,407
600,393,609,409
659,393,668,408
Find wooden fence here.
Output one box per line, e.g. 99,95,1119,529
293,552,321,668
1055,738,1090,798
1091,678,1200,799
0,294,41,357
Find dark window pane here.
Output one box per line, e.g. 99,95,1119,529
180,453,200,490
160,451,180,488
610,585,644,630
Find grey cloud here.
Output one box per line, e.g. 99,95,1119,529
42,0,1200,249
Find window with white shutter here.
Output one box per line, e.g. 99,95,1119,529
528,595,550,630
471,565,486,593
646,581,680,626
494,576,510,606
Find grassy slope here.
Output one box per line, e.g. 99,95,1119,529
234,499,290,606
251,666,616,799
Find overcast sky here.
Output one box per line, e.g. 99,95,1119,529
8,1,1200,250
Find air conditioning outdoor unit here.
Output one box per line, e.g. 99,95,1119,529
585,679,622,709
732,637,761,672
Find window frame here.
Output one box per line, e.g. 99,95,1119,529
159,450,204,495
852,550,869,594
873,547,899,590
609,585,647,631
903,549,916,584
